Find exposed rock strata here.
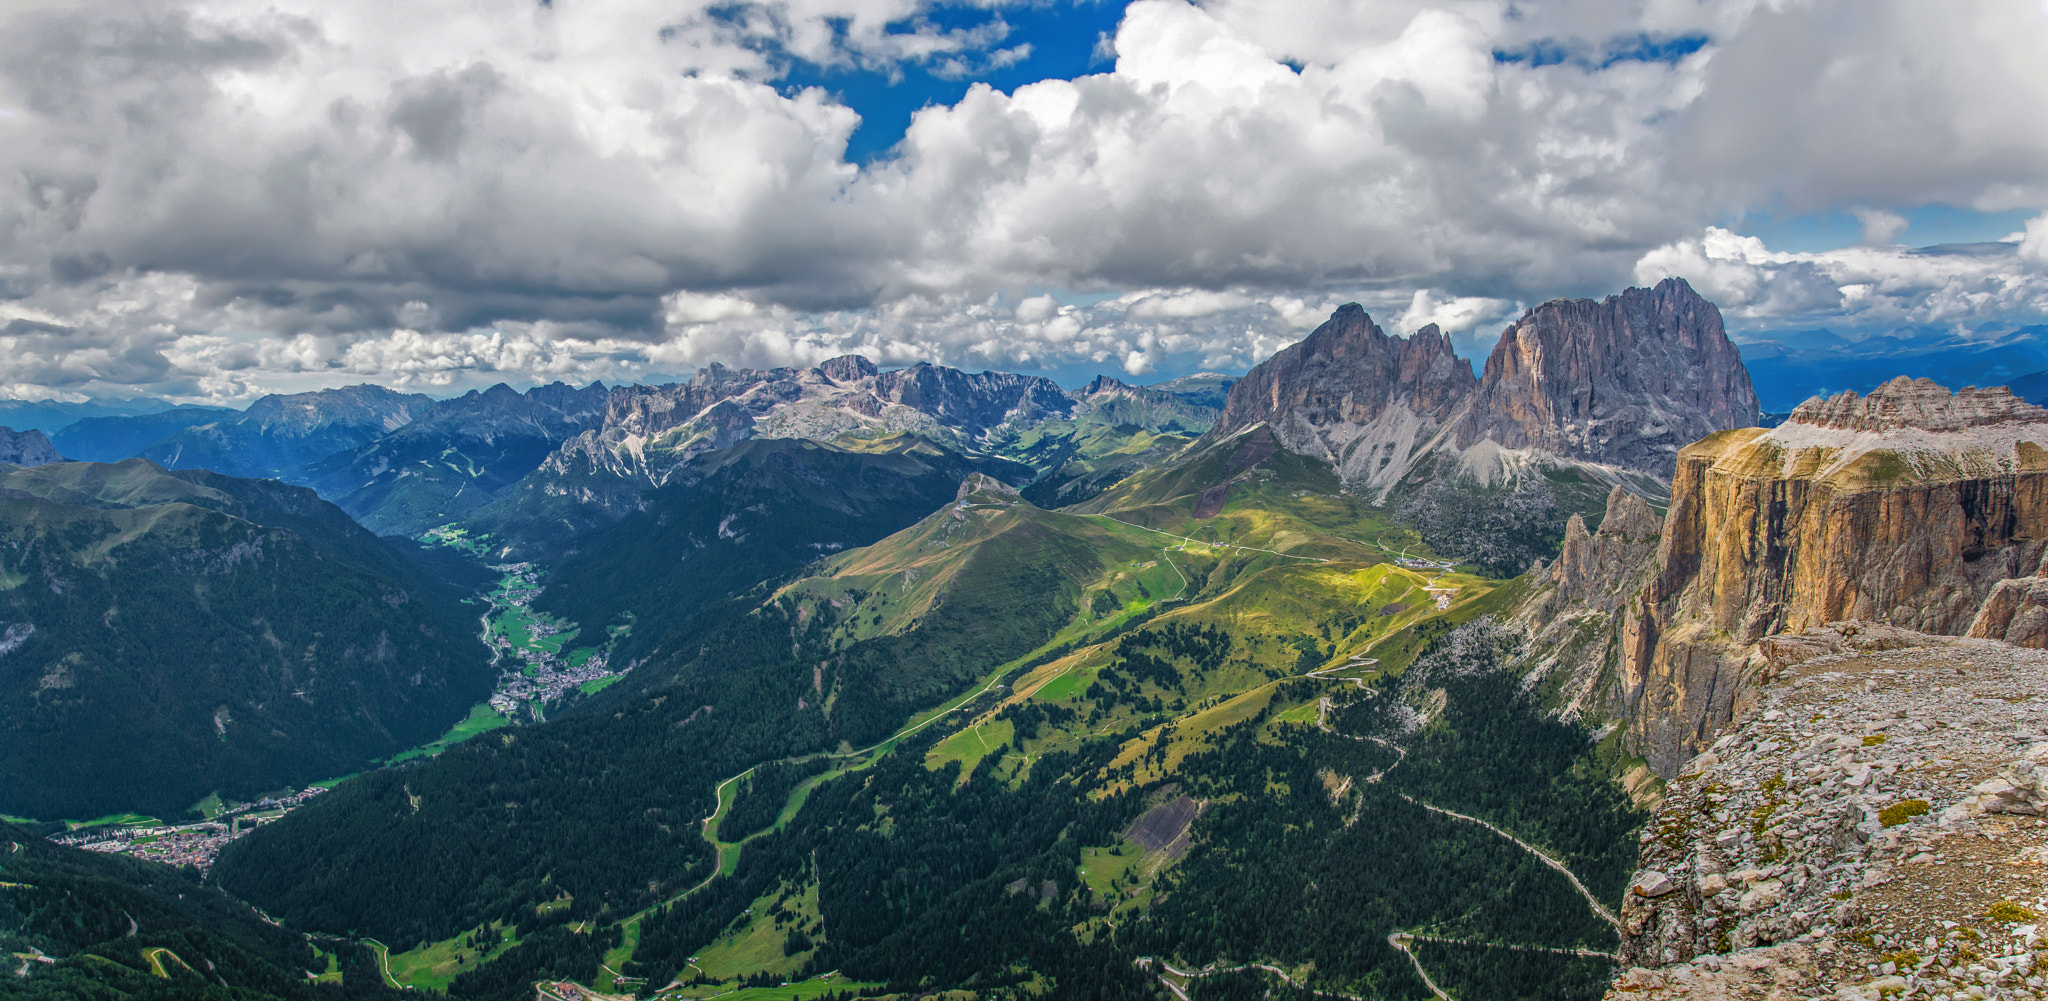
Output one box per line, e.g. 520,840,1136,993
1461,278,1758,470
1202,278,1758,502
1608,629,2048,1001
1623,378,2048,776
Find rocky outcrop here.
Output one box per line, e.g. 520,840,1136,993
1204,279,1758,502
1620,378,2048,776
1608,629,2048,1001
1968,577,2048,647
0,427,62,467
1504,486,1666,722
1205,306,1476,498
1459,278,1759,471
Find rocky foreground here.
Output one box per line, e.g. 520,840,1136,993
1610,624,2047,1001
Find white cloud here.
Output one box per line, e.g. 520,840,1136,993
2020,212,2048,266
0,0,2043,399
1635,225,2048,329
1852,208,1910,246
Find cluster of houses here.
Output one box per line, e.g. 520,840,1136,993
485,564,624,717
55,786,328,871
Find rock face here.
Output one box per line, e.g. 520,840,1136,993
1460,278,1759,470
0,426,62,467
1609,629,2048,1001
1504,486,1667,722
1621,378,2048,776
1205,279,1758,499
1205,305,1476,497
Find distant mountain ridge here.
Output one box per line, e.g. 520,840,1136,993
142,385,436,482
1738,322,2048,412
306,380,611,535
539,357,1081,489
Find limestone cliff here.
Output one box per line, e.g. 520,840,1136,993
1460,278,1759,471
1621,378,2048,776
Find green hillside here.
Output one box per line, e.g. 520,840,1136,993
0,459,491,821
200,433,1646,1001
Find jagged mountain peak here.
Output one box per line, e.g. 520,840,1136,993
1207,303,1475,447
1458,276,1759,469
0,426,63,467
819,353,880,384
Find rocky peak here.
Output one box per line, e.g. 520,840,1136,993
1552,486,1663,591
1788,377,2044,434
818,354,880,385
1458,277,1759,472
1082,375,1140,397
872,364,1075,431
0,426,62,467
1202,303,1480,497
1209,304,1477,441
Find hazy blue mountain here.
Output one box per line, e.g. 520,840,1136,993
2006,370,2048,406
141,385,436,482
48,405,239,462
305,381,609,536
1737,324,2048,411
0,397,178,435
1144,370,1239,409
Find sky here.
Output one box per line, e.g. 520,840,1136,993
0,0,2046,402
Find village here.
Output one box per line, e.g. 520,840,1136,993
53,786,329,872
482,562,627,718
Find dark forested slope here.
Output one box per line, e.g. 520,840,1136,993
0,459,490,820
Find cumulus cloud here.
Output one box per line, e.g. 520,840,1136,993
1634,226,2048,331
0,0,2042,400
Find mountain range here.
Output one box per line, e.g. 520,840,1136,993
7,278,2046,1001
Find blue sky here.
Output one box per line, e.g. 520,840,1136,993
1731,205,2035,254
777,1,1132,163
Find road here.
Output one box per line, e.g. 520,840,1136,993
1395,796,1622,932
1386,934,1452,1001
362,938,403,990
1088,514,1330,564
1139,956,1379,1001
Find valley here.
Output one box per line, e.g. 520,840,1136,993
10,287,2047,1001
